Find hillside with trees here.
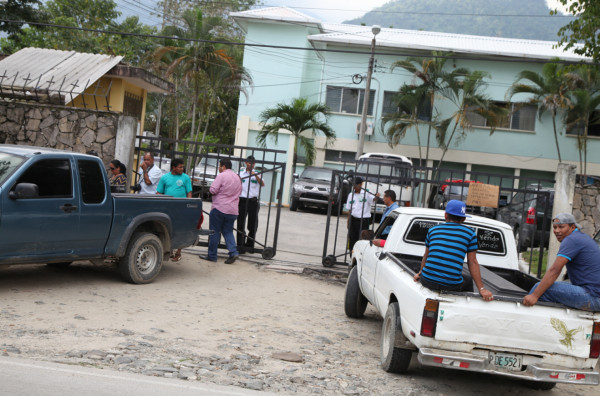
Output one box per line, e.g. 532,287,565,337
345,0,574,41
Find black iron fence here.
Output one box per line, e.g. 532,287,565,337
321,162,555,277
133,136,287,260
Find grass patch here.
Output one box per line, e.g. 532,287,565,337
522,248,548,277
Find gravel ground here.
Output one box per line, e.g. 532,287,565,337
0,249,597,395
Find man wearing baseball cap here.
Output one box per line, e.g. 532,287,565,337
523,213,600,311
414,200,493,301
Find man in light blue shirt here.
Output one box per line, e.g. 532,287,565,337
380,190,399,224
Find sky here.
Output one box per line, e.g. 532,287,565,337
263,0,571,24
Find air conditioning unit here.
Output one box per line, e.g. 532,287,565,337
355,120,374,136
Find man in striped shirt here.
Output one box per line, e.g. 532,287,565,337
414,200,493,301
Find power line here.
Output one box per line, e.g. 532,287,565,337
0,18,591,66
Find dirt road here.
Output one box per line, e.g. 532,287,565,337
0,248,596,395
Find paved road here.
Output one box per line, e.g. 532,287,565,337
0,356,275,396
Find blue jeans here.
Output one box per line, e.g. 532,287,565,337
208,208,238,260
530,281,600,311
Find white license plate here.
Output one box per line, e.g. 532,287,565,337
491,352,522,371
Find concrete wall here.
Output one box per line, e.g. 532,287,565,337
0,99,136,167
573,184,600,236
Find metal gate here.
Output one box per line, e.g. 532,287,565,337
133,136,286,260
321,163,555,277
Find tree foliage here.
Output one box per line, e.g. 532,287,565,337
258,98,335,174
553,0,600,62
1,0,156,66
0,0,44,41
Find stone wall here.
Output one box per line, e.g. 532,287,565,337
573,184,600,236
0,100,120,165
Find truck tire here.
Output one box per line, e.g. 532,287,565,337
381,302,412,373
525,381,556,391
290,198,299,211
118,232,163,284
46,262,72,268
344,266,368,318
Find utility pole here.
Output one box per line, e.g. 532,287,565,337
356,25,381,160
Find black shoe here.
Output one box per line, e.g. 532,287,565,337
199,255,217,262
237,246,246,254
224,255,238,264
244,246,255,254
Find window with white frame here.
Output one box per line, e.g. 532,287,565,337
382,91,432,121
466,102,536,131
326,86,375,115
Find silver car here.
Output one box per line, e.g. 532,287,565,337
290,166,349,215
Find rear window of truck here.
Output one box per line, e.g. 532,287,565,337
403,217,506,256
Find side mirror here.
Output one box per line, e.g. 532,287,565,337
9,183,39,200
292,173,299,179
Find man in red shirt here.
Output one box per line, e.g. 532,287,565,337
200,158,242,264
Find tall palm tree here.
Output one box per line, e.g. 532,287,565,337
507,62,577,163
381,83,429,166
257,97,336,175
565,65,600,180
153,9,229,143
391,53,466,167
436,70,507,169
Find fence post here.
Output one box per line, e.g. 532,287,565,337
549,163,577,277
115,115,138,192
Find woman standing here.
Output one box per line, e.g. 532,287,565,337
109,159,127,188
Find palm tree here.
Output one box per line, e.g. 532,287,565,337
153,9,230,143
436,70,507,169
565,65,600,180
257,97,336,175
507,62,577,163
391,53,466,167
381,83,429,166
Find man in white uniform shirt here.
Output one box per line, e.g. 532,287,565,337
237,156,264,254
346,177,379,250
138,152,163,195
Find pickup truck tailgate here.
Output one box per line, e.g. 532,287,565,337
435,298,595,358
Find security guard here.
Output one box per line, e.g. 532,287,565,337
237,155,264,253
346,177,379,250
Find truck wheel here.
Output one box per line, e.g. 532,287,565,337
46,262,72,268
290,198,299,211
344,266,368,318
525,381,556,391
118,233,163,284
381,302,412,373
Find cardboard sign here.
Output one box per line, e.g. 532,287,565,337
466,183,500,208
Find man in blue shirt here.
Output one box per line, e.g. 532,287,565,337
380,190,399,224
523,213,600,311
414,200,493,301
157,158,192,262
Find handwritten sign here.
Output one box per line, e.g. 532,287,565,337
466,183,500,208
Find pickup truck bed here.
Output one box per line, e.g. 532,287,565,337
391,253,532,299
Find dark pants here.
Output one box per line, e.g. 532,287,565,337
237,197,259,249
420,274,474,293
348,216,371,251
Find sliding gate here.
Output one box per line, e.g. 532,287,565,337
133,136,286,260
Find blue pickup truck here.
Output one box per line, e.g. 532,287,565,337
0,145,200,284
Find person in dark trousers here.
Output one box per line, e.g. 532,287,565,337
237,155,264,254
523,213,600,311
200,158,242,264
413,200,493,301
346,177,379,251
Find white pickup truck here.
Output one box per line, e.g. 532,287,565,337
345,207,600,390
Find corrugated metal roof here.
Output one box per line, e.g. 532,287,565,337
0,48,123,105
231,6,321,25
232,7,588,62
